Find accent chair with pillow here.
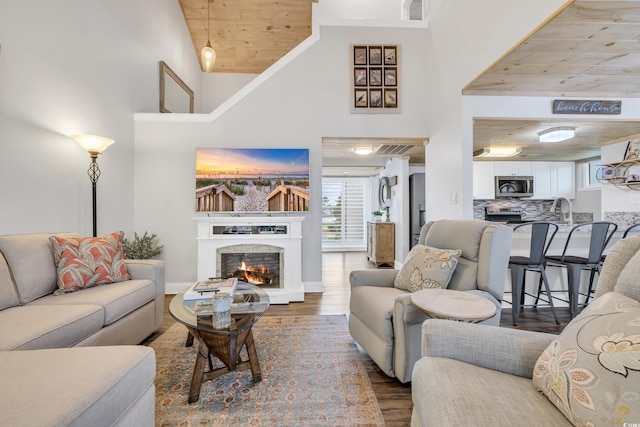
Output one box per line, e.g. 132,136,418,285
410,234,640,427
348,219,513,383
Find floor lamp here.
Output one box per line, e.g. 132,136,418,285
72,134,115,237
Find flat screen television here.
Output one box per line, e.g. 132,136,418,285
195,148,310,213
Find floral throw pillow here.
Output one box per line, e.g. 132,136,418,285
394,245,462,292
49,231,131,295
532,292,640,426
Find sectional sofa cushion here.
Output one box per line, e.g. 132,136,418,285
0,252,19,310
29,279,156,326
0,232,79,304
49,232,131,295
0,304,104,351
0,345,155,427
394,245,461,292
532,292,640,426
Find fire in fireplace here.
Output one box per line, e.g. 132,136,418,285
219,250,282,289
232,261,276,285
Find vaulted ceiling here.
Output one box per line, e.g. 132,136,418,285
177,0,640,167
178,0,312,74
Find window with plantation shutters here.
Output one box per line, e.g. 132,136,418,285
322,177,368,250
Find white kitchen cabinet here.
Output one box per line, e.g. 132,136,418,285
473,161,495,199
532,162,554,198
493,161,532,176
555,162,575,199
532,162,575,199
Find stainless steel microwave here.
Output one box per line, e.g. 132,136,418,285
495,176,534,198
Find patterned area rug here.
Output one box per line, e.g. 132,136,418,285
149,315,385,426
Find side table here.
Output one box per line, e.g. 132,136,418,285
411,288,496,323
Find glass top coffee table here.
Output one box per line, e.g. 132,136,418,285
169,282,270,403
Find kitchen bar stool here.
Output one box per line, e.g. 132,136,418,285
509,221,559,326
623,223,640,238
544,221,617,319
600,222,638,264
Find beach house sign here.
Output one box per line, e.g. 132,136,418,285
552,100,621,115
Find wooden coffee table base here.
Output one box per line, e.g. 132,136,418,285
185,326,262,403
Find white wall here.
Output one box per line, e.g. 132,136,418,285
0,0,201,236
314,0,404,21
424,0,567,221
380,158,410,262
202,73,257,112
134,24,430,287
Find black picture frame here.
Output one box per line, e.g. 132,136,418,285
369,46,382,65
354,89,368,108
384,89,397,108
370,89,383,108
384,68,397,86
354,68,367,86
354,46,368,65
369,68,382,86
384,46,397,65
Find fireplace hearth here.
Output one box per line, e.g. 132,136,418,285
196,216,304,304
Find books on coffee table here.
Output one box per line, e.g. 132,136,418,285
184,277,238,300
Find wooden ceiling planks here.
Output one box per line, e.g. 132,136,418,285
464,1,640,97
179,0,312,73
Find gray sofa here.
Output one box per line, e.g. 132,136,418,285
411,234,640,426
349,219,513,383
0,232,165,426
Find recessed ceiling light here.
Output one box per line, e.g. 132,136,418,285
473,147,522,158
538,126,576,143
353,146,374,155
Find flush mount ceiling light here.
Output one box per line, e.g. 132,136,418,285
538,126,576,143
353,146,374,155
201,0,216,72
473,147,522,158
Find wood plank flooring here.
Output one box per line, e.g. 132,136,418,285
149,251,571,427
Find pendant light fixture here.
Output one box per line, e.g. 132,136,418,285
201,0,216,72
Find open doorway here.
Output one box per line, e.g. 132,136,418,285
321,137,427,256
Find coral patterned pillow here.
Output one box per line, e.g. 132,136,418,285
532,292,640,426
394,245,462,292
49,232,130,295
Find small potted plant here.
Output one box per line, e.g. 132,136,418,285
372,210,384,221
122,231,164,260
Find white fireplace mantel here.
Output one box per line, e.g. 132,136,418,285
194,216,305,304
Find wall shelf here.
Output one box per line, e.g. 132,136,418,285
597,159,640,190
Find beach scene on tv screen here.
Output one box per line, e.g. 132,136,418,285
195,148,310,212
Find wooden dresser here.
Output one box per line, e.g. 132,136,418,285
367,222,395,267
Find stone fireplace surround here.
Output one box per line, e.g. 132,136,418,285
195,216,304,304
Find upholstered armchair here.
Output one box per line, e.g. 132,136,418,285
411,234,640,426
348,219,513,383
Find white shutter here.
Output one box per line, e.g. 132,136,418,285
322,178,368,249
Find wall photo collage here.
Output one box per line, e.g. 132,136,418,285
351,44,399,113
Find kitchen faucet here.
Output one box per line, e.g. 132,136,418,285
549,197,573,228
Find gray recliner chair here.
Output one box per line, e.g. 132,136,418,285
348,219,513,383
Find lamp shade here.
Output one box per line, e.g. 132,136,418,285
201,41,216,72
72,134,115,155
